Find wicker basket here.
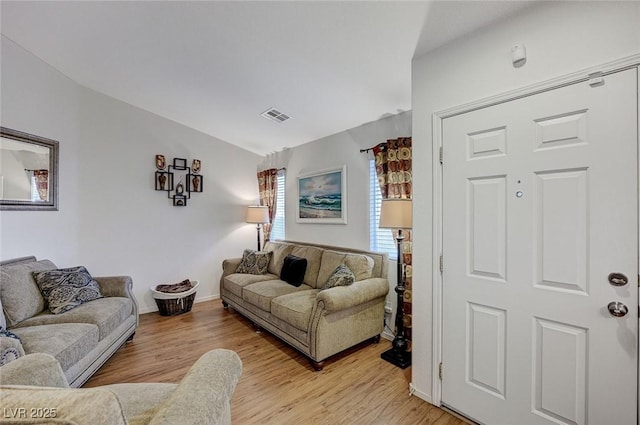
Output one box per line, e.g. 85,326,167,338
150,280,199,316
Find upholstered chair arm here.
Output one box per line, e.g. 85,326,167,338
316,277,390,311
94,275,133,298
95,275,139,326
147,349,242,425
0,353,69,388
221,257,242,277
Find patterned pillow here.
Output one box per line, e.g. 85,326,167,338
32,266,103,314
0,327,25,366
321,264,355,290
236,250,272,275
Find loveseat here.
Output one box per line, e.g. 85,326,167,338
0,349,242,425
220,240,389,370
0,256,138,387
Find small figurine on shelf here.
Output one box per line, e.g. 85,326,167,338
192,159,201,174
155,154,166,170
158,173,167,190
192,175,200,192
176,176,184,195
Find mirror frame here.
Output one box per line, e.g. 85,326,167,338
0,127,59,211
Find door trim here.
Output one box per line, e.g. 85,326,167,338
431,53,640,406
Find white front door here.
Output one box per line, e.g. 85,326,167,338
441,68,638,425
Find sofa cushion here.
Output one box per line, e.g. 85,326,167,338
290,245,324,288
280,254,308,287
32,266,103,314
322,265,356,289
12,297,134,341
0,385,128,425
236,249,272,275
0,259,56,327
11,323,99,372
265,241,295,275
317,251,374,285
243,280,312,312
223,273,279,298
271,290,319,331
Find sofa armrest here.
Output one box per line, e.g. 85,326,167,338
95,275,139,326
316,277,389,311
147,349,242,425
221,257,242,277
95,275,133,298
0,353,69,388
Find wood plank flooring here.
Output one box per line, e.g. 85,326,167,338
85,299,466,425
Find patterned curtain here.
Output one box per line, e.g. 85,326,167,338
257,168,278,243
372,137,412,340
33,170,49,201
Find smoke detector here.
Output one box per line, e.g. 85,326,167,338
261,107,291,123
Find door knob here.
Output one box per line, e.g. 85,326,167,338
608,272,628,286
607,301,628,317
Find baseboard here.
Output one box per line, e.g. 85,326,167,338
409,383,433,404
381,330,394,341
139,294,220,315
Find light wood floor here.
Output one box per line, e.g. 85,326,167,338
85,299,466,425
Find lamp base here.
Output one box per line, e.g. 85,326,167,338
381,347,411,369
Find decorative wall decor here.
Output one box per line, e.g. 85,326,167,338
154,155,203,207
296,165,346,224
0,127,59,211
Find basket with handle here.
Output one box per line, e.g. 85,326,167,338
150,280,199,316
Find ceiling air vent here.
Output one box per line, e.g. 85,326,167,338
261,108,291,123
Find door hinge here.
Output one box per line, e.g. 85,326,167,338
588,71,605,88
439,146,443,164
439,362,443,380
439,254,443,273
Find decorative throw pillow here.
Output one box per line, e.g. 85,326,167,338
32,266,103,314
280,254,308,287
322,264,355,290
0,327,25,366
236,249,272,275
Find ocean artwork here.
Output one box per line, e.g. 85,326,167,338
298,170,343,220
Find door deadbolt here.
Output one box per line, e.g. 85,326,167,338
608,272,628,286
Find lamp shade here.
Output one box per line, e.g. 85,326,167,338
246,206,270,224
379,199,412,229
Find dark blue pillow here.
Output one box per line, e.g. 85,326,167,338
280,254,308,287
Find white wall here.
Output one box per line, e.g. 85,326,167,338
285,111,411,248
0,36,263,313
283,111,411,333
411,1,640,402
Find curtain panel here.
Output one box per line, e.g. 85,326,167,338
33,170,49,202
257,168,278,243
372,137,412,340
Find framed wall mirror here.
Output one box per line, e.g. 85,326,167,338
0,127,59,211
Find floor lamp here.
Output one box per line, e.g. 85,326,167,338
379,198,412,369
246,206,270,251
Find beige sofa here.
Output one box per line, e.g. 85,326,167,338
0,256,138,387
220,240,389,370
0,349,242,425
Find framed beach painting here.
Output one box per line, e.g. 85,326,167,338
297,165,347,224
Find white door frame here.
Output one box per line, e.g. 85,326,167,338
430,53,640,407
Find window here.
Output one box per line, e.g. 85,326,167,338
369,160,396,260
270,170,286,241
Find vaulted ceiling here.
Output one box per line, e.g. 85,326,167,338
1,1,536,155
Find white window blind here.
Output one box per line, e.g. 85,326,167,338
270,170,286,241
369,160,396,260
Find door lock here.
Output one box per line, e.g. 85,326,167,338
608,272,628,286
607,301,628,317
